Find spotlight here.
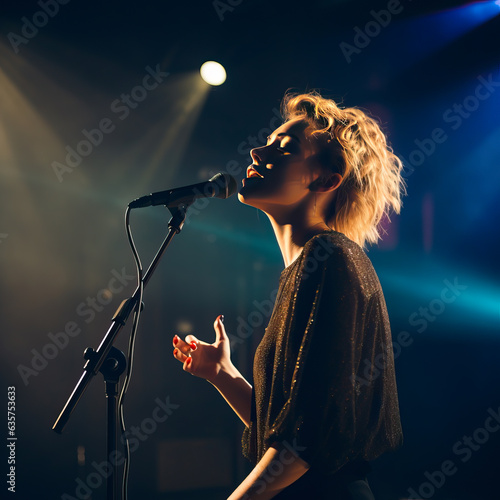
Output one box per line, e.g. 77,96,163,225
200,61,226,86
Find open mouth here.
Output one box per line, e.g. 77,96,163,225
247,166,264,179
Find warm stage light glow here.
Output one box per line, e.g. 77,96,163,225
200,61,226,86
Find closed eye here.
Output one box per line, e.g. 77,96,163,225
278,139,295,153
266,135,295,154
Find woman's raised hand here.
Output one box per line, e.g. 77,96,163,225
172,314,232,383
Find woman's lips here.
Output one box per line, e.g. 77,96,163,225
246,166,264,179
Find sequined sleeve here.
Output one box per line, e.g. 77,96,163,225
242,231,403,475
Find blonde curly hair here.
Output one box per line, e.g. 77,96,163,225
281,91,406,249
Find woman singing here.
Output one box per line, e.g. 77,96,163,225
172,91,405,499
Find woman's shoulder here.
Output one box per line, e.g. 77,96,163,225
280,230,374,284
302,230,368,265
299,230,381,292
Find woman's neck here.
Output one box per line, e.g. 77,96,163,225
266,214,332,268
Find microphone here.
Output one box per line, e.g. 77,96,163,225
128,173,237,209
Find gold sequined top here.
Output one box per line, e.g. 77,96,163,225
242,230,403,481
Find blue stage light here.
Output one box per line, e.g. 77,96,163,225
420,1,500,49
383,1,500,69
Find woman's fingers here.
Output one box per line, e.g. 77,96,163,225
183,355,193,372
184,334,199,351
173,347,193,372
213,314,227,342
173,334,196,354
172,334,197,370
172,346,188,362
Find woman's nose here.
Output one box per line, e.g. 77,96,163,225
250,147,264,164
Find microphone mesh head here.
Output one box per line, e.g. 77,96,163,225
209,173,238,199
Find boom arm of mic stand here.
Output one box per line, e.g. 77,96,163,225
52,203,188,434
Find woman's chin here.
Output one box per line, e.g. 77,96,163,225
238,181,254,201
237,190,255,207
237,189,266,210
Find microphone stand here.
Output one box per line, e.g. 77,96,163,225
52,203,189,500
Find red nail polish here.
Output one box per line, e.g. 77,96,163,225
186,357,192,365
173,348,178,356
190,341,197,351
173,336,178,345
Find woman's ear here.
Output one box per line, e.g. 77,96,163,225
306,135,344,193
309,173,343,193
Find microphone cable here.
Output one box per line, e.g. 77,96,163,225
118,205,144,500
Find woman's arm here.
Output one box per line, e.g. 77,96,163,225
209,363,253,427
228,442,310,500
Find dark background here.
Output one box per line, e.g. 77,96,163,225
0,0,499,499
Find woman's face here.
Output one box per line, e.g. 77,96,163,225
238,118,323,212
